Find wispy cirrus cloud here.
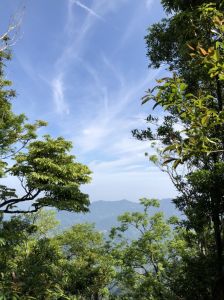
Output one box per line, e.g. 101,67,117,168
50,0,118,116
73,67,160,153
51,74,69,115
3,0,174,202
146,0,154,9
47,0,174,201
81,167,176,202
72,0,105,21
52,0,161,158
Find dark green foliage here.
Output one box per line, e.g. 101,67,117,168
161,0,223,13
146,2,224,95
134,1,224,298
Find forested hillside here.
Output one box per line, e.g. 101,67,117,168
0,0,224,299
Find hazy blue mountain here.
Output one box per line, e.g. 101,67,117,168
56,199,179,233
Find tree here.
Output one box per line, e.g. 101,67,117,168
0,211,64,299
0,214,116,299
0,5,24,52
58,223,116,300
0,36,91,214
109,199,184,300
133,1,224,298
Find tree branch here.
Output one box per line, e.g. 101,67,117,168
0,190,41,210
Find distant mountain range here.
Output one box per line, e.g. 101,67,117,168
56,199,180,234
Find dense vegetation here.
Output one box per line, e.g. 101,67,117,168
0,0,224,299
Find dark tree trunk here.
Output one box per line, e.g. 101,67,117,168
93,292,99,300
212,197,224,300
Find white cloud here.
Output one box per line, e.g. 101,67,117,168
46,0,177,202
111,137,151,156
114,0,155,52
50,0,115,115
101,54,125,88
82,169,177,202
73,0,105,21
51,75,69,115
72,67,161,155
79,124,111,152
146,0,154,9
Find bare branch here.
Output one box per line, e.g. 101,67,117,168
0,4,25,52
2,207,39,214
0,190,40,209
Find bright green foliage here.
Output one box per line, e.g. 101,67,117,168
0,46,46,173
0,211,64,299
109,199,182,300
58,223,116,299
0,44,91,214
141,74,224,167
0,212,115,299
25,209,60,238
16,238,64,298
9,135,91,212
0,205,215,300
146,1,224,94
109,200,217,299
136,5,224,166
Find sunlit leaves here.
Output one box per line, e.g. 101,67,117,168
141,7,224,168
0,48,91,213
109,199,184,300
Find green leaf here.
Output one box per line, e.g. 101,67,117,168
201,115,209,126
173,159,181,169
163,144,177,152
163,157,177,165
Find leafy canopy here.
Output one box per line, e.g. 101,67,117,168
0,40,91,214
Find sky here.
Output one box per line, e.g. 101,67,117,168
0,0,177,202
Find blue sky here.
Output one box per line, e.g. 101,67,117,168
1,0,177,202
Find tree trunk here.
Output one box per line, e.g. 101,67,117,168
212,199,224,300
93,292,99,300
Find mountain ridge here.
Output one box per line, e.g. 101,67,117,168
56,199,178,233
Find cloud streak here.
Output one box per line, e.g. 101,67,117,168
51,0,163,162
73,0,105,21
50,0,113,115
73,66,161,153
45,0,174,201
146,0,154,9
51,75,69,115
